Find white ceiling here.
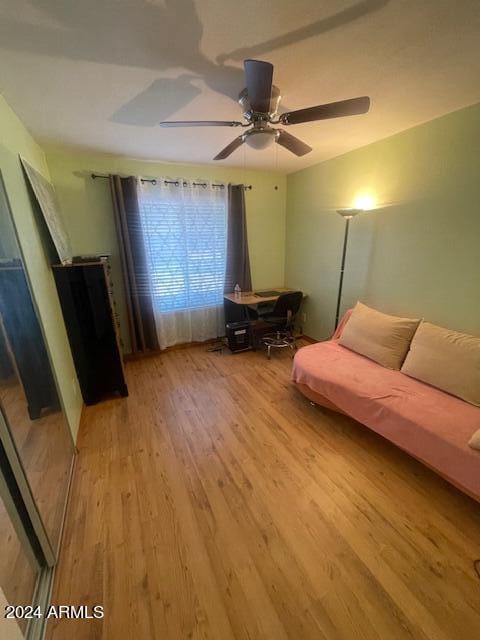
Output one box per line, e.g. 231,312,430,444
1,0,480,173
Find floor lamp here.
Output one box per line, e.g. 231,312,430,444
334,209,363,329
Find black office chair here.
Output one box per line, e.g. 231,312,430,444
259,291,303,359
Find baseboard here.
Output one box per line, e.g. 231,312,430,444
123,334,316,359
123,338,220,361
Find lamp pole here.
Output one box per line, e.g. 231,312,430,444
335,209,362,329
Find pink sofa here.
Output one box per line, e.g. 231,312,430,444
292,311,480,501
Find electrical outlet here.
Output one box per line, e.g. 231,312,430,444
302,312,307,323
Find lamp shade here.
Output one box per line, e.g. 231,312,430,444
337,208,362,219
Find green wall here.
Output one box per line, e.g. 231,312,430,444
0,97,82,439
285,102,480,340
44,148,287,352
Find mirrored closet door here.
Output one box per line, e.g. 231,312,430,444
0,438,42,638
0,171,75,637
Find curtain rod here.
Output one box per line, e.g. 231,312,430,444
90,173,252,190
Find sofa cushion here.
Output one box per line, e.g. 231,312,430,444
338,302,420,370
470,430,480,451
401,322,480,407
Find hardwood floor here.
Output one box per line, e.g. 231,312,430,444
48,343,480,640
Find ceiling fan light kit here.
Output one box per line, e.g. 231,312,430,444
244,128,277,150
160,59,371,161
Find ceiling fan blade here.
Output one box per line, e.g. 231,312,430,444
280,96,370,125
275,130,312,156
213,135,245,160
159,120,243,127
244,59,274,113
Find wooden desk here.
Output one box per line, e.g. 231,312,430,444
224,287,302,306
224,288,305,349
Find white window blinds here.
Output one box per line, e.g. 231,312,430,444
137,179,227,313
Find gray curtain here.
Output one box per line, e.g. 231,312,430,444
224,184,252,293
109,175,159,354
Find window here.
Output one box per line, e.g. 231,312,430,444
138,180,227,313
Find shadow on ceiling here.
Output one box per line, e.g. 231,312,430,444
0,0,389,125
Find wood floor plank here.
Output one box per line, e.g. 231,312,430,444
47,343,480,640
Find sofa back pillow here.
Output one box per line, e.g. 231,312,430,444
469,430,480,451
401,322,480,407
338,302,421,370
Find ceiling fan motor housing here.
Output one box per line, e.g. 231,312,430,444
238,85,282,120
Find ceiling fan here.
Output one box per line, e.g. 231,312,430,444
159,59,371,161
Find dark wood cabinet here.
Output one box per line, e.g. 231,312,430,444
53,261,128,405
